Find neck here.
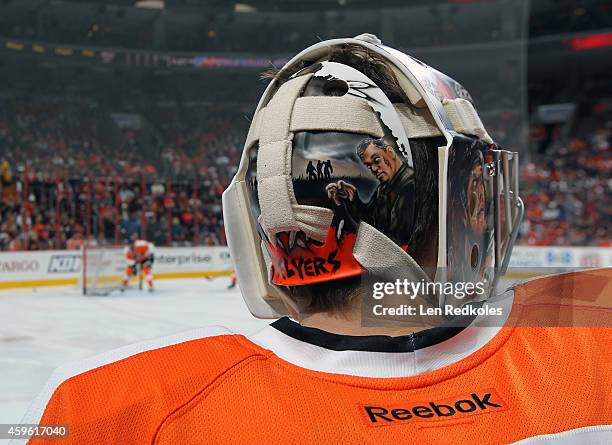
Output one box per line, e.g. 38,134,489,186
299,305,434,337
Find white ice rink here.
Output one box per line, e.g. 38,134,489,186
0,277,268,433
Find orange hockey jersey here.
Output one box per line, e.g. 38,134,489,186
125,240,154,263
16,269,612,445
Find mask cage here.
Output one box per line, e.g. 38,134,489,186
488,148,524,290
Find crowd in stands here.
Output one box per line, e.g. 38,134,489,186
518,98,611,247
0,92,610,251
0,97,246,251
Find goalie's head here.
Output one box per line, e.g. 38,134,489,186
223,34,523,319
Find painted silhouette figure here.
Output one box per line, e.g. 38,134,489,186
316,160,324,179
306,161,317,181
323,160,333,179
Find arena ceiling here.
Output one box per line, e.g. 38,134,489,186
2,0,608,32
0,0,463,14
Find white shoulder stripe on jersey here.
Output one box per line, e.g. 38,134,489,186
511,425,612,444
11,326,232,445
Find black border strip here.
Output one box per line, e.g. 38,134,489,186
271,315,474,353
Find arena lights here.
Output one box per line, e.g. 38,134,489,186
135,0,164,9
566,31,612,50
234,3,256,13
1,37,290,70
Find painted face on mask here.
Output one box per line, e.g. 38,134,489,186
359,144,402,184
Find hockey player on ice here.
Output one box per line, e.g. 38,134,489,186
16,35,611,445
122,234,155,292
227,271,237,289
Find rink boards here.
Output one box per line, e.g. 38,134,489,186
0,246,233,289
0,246,610,290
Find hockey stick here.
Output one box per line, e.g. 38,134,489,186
138,262,143,291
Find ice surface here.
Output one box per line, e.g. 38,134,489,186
0,277,268,433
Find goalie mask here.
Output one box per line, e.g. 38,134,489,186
223,34,523,318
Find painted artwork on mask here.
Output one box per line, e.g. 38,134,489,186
246,129,416,286
446,135,496,301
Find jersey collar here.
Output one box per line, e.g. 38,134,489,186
269,316,469,353
248,290,513,378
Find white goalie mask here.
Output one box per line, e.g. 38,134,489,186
223,34,524,318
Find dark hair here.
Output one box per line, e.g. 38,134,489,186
355,137,388,161
266,43,442,314
408,136,444,264
262,44,409,103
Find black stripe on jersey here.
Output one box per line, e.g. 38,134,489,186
270,314,476,353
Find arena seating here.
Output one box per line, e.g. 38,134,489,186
1,96,609,250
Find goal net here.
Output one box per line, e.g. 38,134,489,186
81,244,125,295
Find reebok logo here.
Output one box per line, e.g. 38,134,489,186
361,391,505,426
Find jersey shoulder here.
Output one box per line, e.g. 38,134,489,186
19,327,265,445
503,268,612,383
511,267,612,325
512,267,611,295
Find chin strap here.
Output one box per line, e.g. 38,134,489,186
254,72,392,245
443,98,493,144
353,222,440,309
393,100,493,144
